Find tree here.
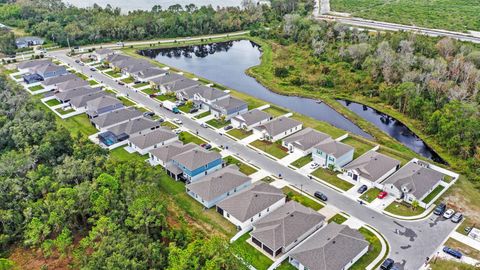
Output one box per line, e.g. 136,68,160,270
411,200,419,211
0,29,16,56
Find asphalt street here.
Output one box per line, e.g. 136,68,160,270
50,49,457,270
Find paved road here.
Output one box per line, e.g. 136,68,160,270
50,51,457,270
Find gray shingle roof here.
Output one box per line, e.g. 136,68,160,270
150,73,184,85
171,147,222,171
70,92,107,108
95,48,114,55
382,162,445,199
42,74,78,86
211,96,247,111
290,223,369,270
105,54,130,65
284,128,331,151
57,78,89,92
86,95,123,111
128,127,177,149
124,60,155,74
314,138,354,158
164,78,199,92
107,117,160,136
55,86,102,101
136,67,167,79
254,117,302,137
343,151,400,182
149,142,197,164
216,182,285,222
186,165,251,202
18,59,52,70
32,63,65,75
181,85,229,101
251,201,325,251
232,109,272,126
91,107,143,129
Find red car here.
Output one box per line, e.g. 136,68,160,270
377,191,388,199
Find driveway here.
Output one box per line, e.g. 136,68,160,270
50,50,458,270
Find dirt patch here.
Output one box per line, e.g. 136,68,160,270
444,186,480,225
9,246,73,270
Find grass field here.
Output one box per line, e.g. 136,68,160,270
330,0,480,32
227,129,253,140
194,111,211,119
430,259,477,270
350,227,382,270
422,185,445,204
328,213,348,224
118,96,136,106
45,99,61,107
105,70,122,78
250,140,288,159
231,234,272,270
342,137,374,159
360,188,382,203
384,201,425,217
206,118,230,129
311,168,354,191
179,131,206,145
224,155,258,176
28,85,44,91
282,186,324,211
290,155,312,168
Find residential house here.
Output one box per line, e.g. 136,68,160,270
70,92,108,111
283,128,331,155
382,161,445,208
133,67,167,81
177,85,229,106
104,54,131,68
54,86,102,104
122,60,154,76
90,107,143,131
162,78,199,95
148,142,197,168
288,223,369,270
312,138,354,170
216,182,286,230
99,117,161,147
86,95,124,119
253,117,303,142
16,36,44,48
186,165,252,208
18,59,52,74
170,148,223,182
209,96,248,120
31,63,68,80
149,73,184,91
23,73,44,84
342,150,400,187
128,127,178,155
56,78,89,92
41,74,79,91
231,109,273,131
91,48,115,62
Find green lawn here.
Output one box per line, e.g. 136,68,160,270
178,103,194,113
118,96,136,106
206,118,230,129
55,113,98,137
377,147,411,166
342,137,374,159
194,111,211,119
456,218,474,236
97,65,110,71
154,94,176,102
14,74,23,79
384,201,425,217
105,70,122,78
104,88,117,94
179,131,206,145
328,213,348,224
88,79,99,86
422,185,445,204
250,140,288,159
141,88,157,95
55,107,75,115
110,147,148,163
28,85,45,91
227,129,253,140
224,155,258,176
231,234,273,270
260,176,275,184
133,82,149,88
263,105,289,117
311,168,354,191
282,186,324,211
45,99,61,107
290,155,312,168
360,188,382,203
121,76,135,84
276,261,297,270
430,259,478,270
75,72,88,80
161,121,178,130
350,227,382,270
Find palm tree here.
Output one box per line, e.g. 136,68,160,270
411,200,419,211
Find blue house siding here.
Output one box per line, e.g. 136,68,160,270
40,68,68,79
174,158,223,182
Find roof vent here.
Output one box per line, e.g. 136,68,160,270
290,214,294,217
254,194,258,197
332,240,336,244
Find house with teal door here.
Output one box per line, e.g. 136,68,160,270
171,148,223,182
312,138,354,170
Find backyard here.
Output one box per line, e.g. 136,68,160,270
45,99,61,107
282,186,323,211
227,129,253,140
384,201,425,217
55,107,75,115
28,85,44,92
311,168,354,191
224,156,258,176
231,234,273,270
263,105,289,117
250,140,288,159
342,137,374,159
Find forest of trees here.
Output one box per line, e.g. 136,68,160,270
253,16,480,183
0,74,249,269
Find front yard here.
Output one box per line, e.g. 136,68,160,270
250,140,288,159
194,111,211,119
141,88,157,95
311,168,354,191
179,131,206,145
223,155,258,176
328,213,348,224
360,188,382,203
121,76,135,84
161,121,178,130
118,96,136,106
178,103,195,113
154,94,176,102
105,70,122,78
290,155,312,168
282,186,323,211
384,201,425,217
133,82,149,88
88,79,99,86
206,118,230,129
227,129,253,140
28,85,44,92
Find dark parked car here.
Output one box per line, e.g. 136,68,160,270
118,81,125,86
357,185,368,194
90,67,97,71
75,59,80,63
380,258,394,270
224,125,233,131
314,191,328,201
443,246,462,259
434,203,447,215
143,112,155,117
204,144,212,150
189,108,199,113
451,212,463,223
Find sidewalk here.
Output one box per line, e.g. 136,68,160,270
451,231,480,251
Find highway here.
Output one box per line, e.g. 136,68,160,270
49,48,458,270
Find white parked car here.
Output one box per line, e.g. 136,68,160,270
173,118,182,125
443,209,455,219
310,162,320,170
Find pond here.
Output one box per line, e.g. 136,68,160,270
139,40,373,139
337,100,445,163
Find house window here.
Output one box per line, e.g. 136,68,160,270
251,218,254,222
226,213,230,218
227,192,230,196
258,213,261,217
267,208,269,212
